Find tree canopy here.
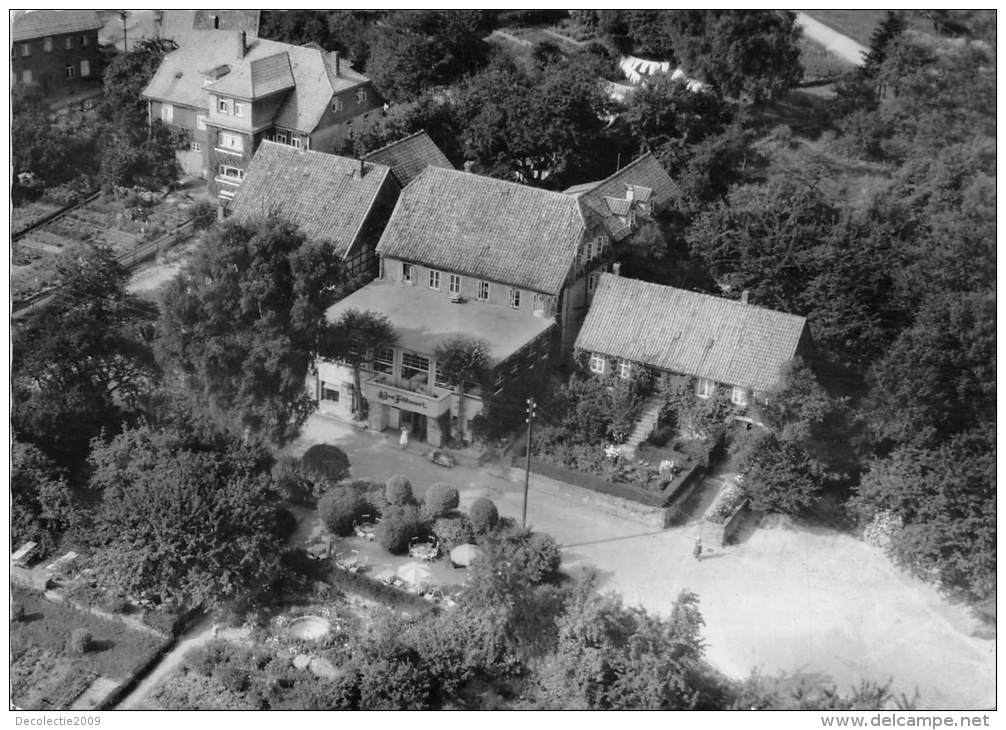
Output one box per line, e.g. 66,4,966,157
157,215,346,444
321,309,397,416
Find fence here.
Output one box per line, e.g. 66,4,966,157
11,191,101,242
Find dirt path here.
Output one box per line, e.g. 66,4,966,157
796,12,869,66
115,614,251,710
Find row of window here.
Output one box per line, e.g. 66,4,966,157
580,235,608,264
217,164,244,182
587,356,749,405
331,89,368,113
216,97,246,117
398,262,541,310
14,60,91,86
372,348,488,391
16,35,90,57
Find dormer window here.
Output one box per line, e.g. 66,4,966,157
217,97,231,114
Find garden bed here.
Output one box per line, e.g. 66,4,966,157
11,587,171,709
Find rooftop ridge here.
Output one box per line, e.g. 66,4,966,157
415,166,586,207
581,152,661,194
362,129,429,159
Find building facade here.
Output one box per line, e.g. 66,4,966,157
142,30,383,199
11,10,103,103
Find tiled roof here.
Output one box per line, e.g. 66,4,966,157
576,274,808,392
143,33,372,132
326,281,554,367
568,153,677,238
362,131,454,187
12,10,102,42
229,142,393,257
206,52,295,99
376,168,586,296
192,10,260,33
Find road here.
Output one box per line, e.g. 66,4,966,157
293,414,996,710
796,12,869,67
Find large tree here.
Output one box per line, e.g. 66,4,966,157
321,309,397,417
12,243,159,470
11,440,79,556
664,10,803,103
88,424,284,607
432,336,489,444
12,87,98,188
157,215,345,445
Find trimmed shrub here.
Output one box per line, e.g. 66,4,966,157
301,445,351,484
503,531,562,584
424,483,460,518
432,515,475,552
385,476,414,506
319,487,371,537
341,479,385,513
376,505,424,555
469,498,499,536
189,200,217,230
272,456,314,506
67,628,92,655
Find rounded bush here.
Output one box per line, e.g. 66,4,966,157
432,515,475,552
469,498,499,536
342,479,386,513
384,476,414,506
424,483,460,518
68,628,92,655
375,505,424,555
319,487,370,537
301,445,351,484
272,506,299,541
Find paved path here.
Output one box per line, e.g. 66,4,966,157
293,414,995,709
796,12,869,67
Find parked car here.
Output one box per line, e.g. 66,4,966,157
427,449,455,468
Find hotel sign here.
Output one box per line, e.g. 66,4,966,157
365,380,449,416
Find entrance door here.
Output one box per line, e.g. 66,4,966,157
406,411,427,442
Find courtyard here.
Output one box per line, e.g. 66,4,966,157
289,413,996,710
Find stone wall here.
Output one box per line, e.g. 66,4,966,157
505,467,672,529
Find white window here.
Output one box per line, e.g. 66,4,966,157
197,115,207,131
731,386,748,407
356,88,367,104
448,274,461,295
321,382,340,402
618,360,632,379
217,97,230,114
477,280,490,301
509,287,521,309
64,36,72,50
191,141,201,152
589,354,606,375
332,97,344,113
81,34,89,47
429,269,441,290
80,59,90,78
697,378,715,399
401,351,430,382
217,131,244,152
21,69,32,85
587,272,600,294
596,235,607,257
493,371,504,394
274,129,289,145
401,262,413,282
20,43,30,57
217,164,244,181
65,64,76,79
44,37,53,52
234,101,245,117
160,103,174,123
373,348,395,375
378,257,386,279
292,136,302,150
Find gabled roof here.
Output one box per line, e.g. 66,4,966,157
206,52,295,99
376,167,586,295
567,153,677,238
12,10,102,42
576,274,808,392
229,142,393,257
142,33,372,132
362,131,454,187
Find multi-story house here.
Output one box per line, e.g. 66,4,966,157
142,30,383,199
228,141,400,277
576,273,811,407
11,10,103,106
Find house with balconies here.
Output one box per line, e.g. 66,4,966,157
141,30,383,198
228,141,399,276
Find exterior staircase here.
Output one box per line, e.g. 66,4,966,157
617,394,664,458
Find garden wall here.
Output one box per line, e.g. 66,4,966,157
505,465,673,529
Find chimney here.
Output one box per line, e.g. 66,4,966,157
358,158,364,178
463,160,474,173
333,51,340,77
611,262,621,277
740,290,749,305
239,31,247,58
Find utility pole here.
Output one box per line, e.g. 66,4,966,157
120,11,128,52
522,397,536,528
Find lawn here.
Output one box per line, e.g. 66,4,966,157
798,35,854,81
11,587,171,710
801,10,944,46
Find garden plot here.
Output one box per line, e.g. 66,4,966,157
11,200,65,236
